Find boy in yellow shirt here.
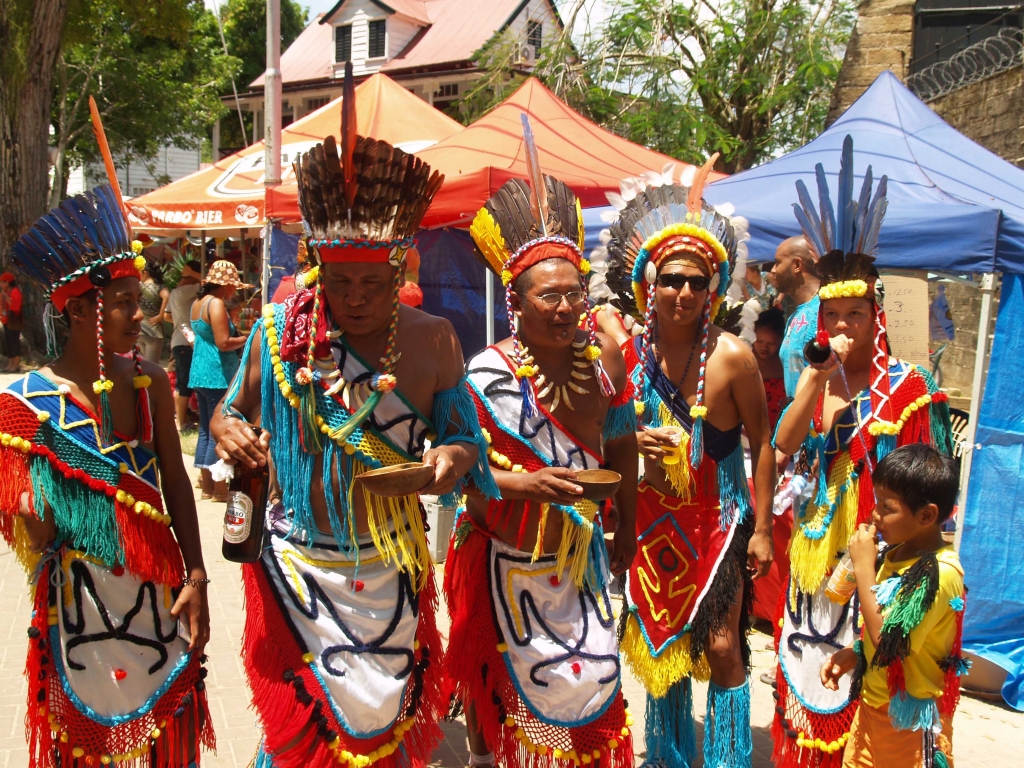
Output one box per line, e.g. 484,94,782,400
821,443,968,767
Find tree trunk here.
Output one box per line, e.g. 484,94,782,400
0,0,71,355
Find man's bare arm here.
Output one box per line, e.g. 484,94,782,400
421,316,480,496
212,326,268,468
729,339,775,578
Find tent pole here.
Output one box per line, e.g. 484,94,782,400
955,271,996,552
485,265,494,347
262,222,272,306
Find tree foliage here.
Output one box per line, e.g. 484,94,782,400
216,0,307,152
49,0,236,205
466,0,854,173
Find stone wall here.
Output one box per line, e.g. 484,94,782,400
928,65,1024,169
927,279,1000,408
826,0,915,125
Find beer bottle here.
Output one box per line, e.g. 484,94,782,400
222,427,269,563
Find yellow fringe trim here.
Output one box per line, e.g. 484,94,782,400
11,518,42,578
657,402,695,500
620,612,710,698
360,482,431,592
789,451,859,594
555,499,599,589
532,503,550,562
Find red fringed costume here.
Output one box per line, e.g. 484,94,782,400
443,346,636,768
0,374,214,768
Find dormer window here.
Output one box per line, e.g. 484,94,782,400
527,20,542,50
336,24,352,63
369,19,386,59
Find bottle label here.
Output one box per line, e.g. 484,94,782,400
224,491,253,544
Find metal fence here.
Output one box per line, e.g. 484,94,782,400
907,27,1024,102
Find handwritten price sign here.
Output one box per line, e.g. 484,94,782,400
881,270,929,369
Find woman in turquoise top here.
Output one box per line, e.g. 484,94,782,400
189,260,250,500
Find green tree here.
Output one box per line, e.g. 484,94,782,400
49,0,236,206
466,0,854,173
217,0,307,151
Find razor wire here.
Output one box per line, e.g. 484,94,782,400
907,27,1024,102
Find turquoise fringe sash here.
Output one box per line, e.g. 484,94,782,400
645,677,697,767
704,679,753,768
432,382,499,505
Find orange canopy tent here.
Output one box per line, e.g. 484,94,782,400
128,73,463,235
413,78,724,229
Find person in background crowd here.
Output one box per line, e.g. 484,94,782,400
398,280,423,308
165,259,201,430
755,307,787,431
771,236,821,398
0,272,23,372
137,258,169,363
741,260,776,311
189,260,249,501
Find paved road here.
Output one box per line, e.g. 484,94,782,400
0,411,1019,766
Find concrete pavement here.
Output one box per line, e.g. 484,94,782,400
0,447,1020,766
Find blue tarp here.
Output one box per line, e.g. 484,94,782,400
695,71,1024,274
268,228,300,299
960,273,1024,710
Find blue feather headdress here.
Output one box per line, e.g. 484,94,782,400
792,135,888,301
10,184,141,306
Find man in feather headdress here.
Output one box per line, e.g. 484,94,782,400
0,184,215,768
211,65,495,768
603,158,776,768
770,136,954,768
444,116,639,768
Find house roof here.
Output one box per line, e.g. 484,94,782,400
322,0,431,26
251,14,334,88
252,0,557,89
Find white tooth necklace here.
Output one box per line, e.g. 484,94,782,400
521,339,592,412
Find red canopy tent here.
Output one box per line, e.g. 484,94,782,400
411,78,724,229
128,73,463,235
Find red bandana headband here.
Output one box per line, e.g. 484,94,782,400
51,257,143,312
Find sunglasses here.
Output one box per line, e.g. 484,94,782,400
656,273,711,292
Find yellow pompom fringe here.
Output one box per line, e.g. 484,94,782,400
620,613,710,699
131,240,144,255
818,280,868,300
504,712,629,764
92,380,114,394
796,731,851,755
132,375,151,389
579,258,591,275
868,394,933,437
789,451,859,594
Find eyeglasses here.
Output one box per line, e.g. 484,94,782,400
517,291,587,308
656,274,711,292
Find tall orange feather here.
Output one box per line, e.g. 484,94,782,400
88,96,131,235
687,152,720,216
340,61,357,212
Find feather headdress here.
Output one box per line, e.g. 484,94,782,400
792,134,888,302
600,154,738,466
468,114,611,417
791,134,899,452
294,63,443,264
9,112,150,446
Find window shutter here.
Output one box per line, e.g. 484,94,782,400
527,20,542,50
369,19,386,58
335,25,352,63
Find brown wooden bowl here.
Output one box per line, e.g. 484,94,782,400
357,462,434,498
575,469,622,501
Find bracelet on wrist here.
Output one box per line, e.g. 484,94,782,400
182,576,210,588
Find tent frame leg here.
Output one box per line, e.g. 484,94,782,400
485,265,494,347
955,272,996,552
